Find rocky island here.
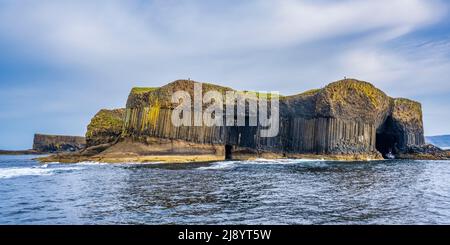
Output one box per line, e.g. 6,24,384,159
0,134,85,155
38,78,449,163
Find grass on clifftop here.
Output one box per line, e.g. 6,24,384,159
286,88,321,98
325,79,387,109
299,89,321,96
130,87,159,95
86,109,124,137
393,98,423,122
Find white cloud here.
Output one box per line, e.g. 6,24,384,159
0,0,449,142
0,0,446,90
0,0,445,64
337,40,450,97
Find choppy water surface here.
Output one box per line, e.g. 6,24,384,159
1,155,450,224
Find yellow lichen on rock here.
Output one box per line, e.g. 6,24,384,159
86,109,125,147
148,100,161,130
392,98,423,124
325,79,387,109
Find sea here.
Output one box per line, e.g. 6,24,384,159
1,154,450,224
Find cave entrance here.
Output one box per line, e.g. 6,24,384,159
376,133,397,157
376,116,400,158
225,145,233,160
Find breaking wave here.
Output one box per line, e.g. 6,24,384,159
197,161,238,170
74,161,109,166
197,158,327,170
0,165,85,179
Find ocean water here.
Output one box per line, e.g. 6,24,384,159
1,155,450,224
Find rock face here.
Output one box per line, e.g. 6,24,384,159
41,78,437,162
86,109,125,147
379,98,425,155
280,80,390,157
33,134,86,153
117,79,426,160
397,144,449,160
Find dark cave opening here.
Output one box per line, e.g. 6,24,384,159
225,145,233,160
376,133,398,157
376,116,400,158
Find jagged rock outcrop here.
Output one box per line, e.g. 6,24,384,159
33,134,85,153
40,78,441,163
86,109,125,147
392,98,425,148
397,144,449,160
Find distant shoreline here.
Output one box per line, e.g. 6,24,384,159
0,149,45,155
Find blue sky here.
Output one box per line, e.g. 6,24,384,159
0,0,450,149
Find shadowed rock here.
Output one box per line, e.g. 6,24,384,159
33,134,85,153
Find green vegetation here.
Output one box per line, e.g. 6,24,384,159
393,98,423,122
202,82,234,94
325,79,387,109
148,101,161,130
130,87,158,95
86,109,125,138
297,88,321,97
282,88,320,100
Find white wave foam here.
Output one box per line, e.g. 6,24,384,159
198,158,327,170
251,158,325,164
54,166,85,171
0,166,84,179
75,161,164,166
197,161,238,170
41,161,166,167
41,161,106,166
0,168,53,179
75,161,109,166
117,162,164,166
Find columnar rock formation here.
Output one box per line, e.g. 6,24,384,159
33,134,86,153
41,78,437,163
117,79,425,160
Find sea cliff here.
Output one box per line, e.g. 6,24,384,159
32,134,86,153
1,134,85,155
39,78,448,163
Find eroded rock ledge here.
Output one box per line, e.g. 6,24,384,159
33,134,86,153
1,134,86,155
39,78,449,163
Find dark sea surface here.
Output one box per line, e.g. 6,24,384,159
1,155,450,224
